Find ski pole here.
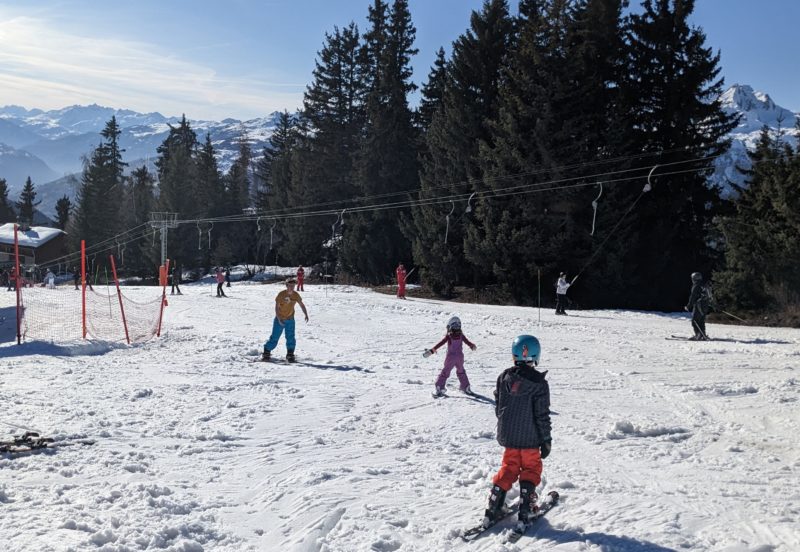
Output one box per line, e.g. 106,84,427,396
720,309,746,322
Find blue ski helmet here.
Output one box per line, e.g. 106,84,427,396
512,335,541,366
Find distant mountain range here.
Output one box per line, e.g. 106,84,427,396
1,85,798,217
0,105,284,216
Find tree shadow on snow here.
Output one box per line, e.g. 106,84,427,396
536,519,679,552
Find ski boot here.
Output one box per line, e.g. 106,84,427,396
482,484,507,528
433,386,445,397
261,350,271,362
286,350,296,363
518,480,539,522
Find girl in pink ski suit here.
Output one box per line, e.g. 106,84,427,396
428,317,476,394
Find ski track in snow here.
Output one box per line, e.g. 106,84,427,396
1,283,799,551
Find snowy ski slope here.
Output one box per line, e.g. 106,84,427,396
1,282,798,551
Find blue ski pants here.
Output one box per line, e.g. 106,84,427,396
264,317,296,352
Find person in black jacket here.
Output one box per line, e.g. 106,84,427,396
685,272,708,340
483,335,552,527
171,261,182,295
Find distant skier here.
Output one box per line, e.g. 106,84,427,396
225,267,231,288
171,261,182,295
7,266,16,291
426,316,477,396
262,277,309,363
215,267,227,297
396,263,407,299
555,272,573,315
72,266,79,290
296,266,305,291
685,271,710,340
483,335,552,529
44,268,56,289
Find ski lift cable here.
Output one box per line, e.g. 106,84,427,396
43,153,721,269
176,164,715,229
182,151,725,224
51,161,716,269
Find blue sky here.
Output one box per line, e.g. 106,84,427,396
0,0,798,120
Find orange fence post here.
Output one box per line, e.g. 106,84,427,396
156,259,170,337
109,255,130,344
81,240,87,339
13,224,21,344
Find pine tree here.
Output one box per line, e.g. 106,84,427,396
55,195,72,230
256,111,299,266
0,178,16,223
280,23,366,267
464,0,594,302
416,47,448,132
225,133,255,263
411,0,514,296
715,127,800,311
156,115,199,265
72,117,128,258
15,177,41,227
121,166,158,276
617,0,739,309
195,134,225,268
340,0,420,283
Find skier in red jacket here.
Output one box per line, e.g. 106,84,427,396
396,263,407,299
296,266,305,291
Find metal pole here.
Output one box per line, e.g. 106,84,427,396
538,268,541,327
160,222,168,266
81,240,87,339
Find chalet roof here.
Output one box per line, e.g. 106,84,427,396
0,223,65,249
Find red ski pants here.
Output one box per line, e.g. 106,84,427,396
492,448,543,491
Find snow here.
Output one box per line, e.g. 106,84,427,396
0,223,65,248
1,282,798,551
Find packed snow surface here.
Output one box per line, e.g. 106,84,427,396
1,282,798,551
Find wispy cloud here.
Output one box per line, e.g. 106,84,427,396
0,14,304,119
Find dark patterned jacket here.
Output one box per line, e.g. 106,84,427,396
494,366,551,449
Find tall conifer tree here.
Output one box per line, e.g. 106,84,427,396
156,116,199,265
72,117,127,257
411,0,514,295
55,195,72,230
340,0,419,283
281,23,366,266
618,0,739,308
16,177,41,227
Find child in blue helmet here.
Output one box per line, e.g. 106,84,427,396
483,335,552,528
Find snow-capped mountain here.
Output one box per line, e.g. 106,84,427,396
711,84,799,193
0,105,285,212
1,84,797,215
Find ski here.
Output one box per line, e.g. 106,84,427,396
1,432,95,455
463,390,495,405
505,490,559,544
666,335,712,341
461,502,518,541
